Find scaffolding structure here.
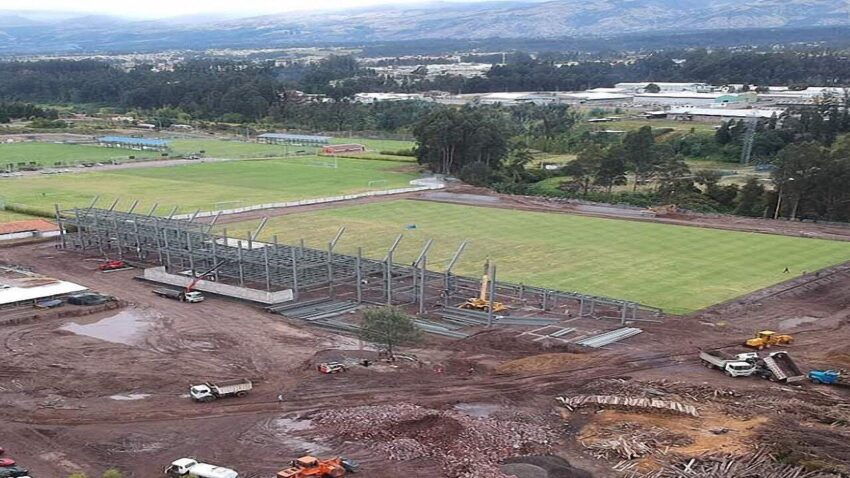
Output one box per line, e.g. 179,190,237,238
57,205,664,322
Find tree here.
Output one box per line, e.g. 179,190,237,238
644,83,661,93
564,144,604,195
622,126,658,191
594,146,627,193
359,306,421,357
735,177,767,217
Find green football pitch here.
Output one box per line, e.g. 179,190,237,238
0,157,419,216
220,200,850,314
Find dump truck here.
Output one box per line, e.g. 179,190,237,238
153,287,204,303
165,458,238,478
189,379,252,402
759,351,804,383
317,362,347,374
745,330,793,350
808,370,849,386
699,351,758,377
277,456,357,478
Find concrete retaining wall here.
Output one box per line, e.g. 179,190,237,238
143,267,293,304
173,182,444,220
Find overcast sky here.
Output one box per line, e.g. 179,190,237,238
0,0,501,18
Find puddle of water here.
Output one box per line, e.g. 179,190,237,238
269,417,329,454
779,316,819,329
453,402,501,418
273,417,314,432
109,393,150,401
61,309,152,346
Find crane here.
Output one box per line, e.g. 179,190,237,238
460,259,506,313
184,261,226,294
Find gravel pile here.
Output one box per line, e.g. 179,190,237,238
314,403,556,478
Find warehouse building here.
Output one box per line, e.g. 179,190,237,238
615,82,713,93
665,107,785,121
256,133,331,145
633,92,756,107
96,136,169,151
477,92,559,106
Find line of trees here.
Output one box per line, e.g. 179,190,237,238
0,102,58,123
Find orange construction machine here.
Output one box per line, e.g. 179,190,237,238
277,456,357,478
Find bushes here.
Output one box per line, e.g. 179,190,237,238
3,203,55,218
380,148,416,157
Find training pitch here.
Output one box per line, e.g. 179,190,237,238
0,157,419,216
222,200,850,314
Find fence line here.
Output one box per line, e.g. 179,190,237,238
173,183,444,219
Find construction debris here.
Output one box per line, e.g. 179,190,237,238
312,403,556,478
576,327,642,348
556,395,699,417
581,423,693,460
628,449,839,478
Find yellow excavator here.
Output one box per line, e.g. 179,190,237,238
460,260,506,313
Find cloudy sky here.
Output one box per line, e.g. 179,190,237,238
0,0,502,18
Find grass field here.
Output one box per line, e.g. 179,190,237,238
0,209,36,224
221,200,850,314
0,157,419,216
0,137,415,167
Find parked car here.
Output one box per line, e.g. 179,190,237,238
66,293,109,306
0,459,15,467
34,299,63,309
0,466,29,478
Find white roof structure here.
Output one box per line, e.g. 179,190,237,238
559,91,633,101
0,278,87,305
667,107,784,119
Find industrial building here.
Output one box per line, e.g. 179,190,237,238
664,107,785,121
0,266,87,307
614,82,713,93
96,136,169,151
256,133,331,145
477,92,559,106
353,92,425,104
557,91,634,105
633,92,756,107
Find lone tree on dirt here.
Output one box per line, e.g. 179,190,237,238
359,306,421,358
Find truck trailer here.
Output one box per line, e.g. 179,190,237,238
189,379,253,402
153,287,204,303
760,351,805,383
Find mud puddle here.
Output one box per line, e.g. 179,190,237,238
453,402,501,418
779,316,820,329
109,393,151,401
61,308,155,346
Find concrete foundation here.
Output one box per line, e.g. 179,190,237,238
143,266,293,304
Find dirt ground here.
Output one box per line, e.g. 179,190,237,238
1,235,850,477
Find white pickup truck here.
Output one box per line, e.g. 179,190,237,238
165,458,238,478
189,379,253,402
699,351,758,377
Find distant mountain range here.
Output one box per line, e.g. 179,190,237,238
2,0,850,55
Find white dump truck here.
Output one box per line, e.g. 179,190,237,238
760,351,805,383
165,458,238,478
189,379,253,402
699,351,758,377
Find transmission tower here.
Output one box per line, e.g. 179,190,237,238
740,117,758,165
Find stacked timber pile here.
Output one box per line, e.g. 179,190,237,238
581,423,693,460
556,395,699,417
313,403,556,478
629,449,839,478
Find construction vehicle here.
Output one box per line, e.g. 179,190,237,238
153,287,205,303
317,362,347,374
699,351,759,377
189,379,252,402
745,330,793,350
98,259,128,271
460,260,506,313
276,456,357,478
758,351,805,383
808,369,849,386
165,458,238,478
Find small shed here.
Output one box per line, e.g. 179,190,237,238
321,144,366,154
